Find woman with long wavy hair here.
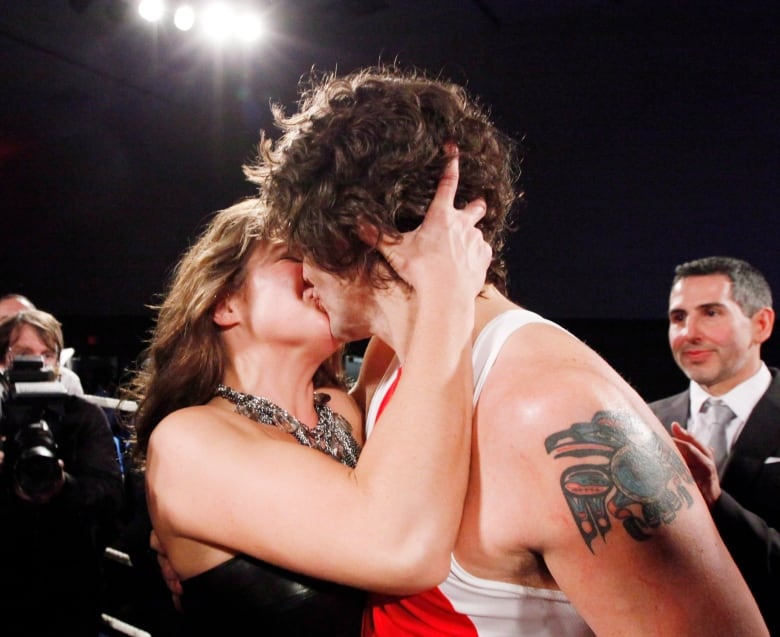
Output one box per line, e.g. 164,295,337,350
129,158,491,635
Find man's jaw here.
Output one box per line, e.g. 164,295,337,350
677,347,721,386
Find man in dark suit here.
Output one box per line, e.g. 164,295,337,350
649,256,779,636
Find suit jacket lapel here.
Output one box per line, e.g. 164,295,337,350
652,391,690,433
730,371,780,457
723,369,780,486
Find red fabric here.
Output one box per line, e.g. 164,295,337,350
363,589,478,636
375,366,401,421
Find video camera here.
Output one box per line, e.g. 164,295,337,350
0,355,67,502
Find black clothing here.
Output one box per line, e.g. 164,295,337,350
105,455,186,636
181,554,366,636
649,368,780,636
0,395,124,636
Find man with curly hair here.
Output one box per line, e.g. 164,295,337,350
245,66,767,636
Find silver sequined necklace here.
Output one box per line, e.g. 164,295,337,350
215,384,361,468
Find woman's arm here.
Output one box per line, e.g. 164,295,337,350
147,154,490,594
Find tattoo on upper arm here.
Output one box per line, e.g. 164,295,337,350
544,411,694,552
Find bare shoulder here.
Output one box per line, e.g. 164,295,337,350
477,322,695,548
148,405,222,452
145,404,273,491
146,406,232,497
484,322,655,429
472,321,768,634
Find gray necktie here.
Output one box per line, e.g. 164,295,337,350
700,398,736,472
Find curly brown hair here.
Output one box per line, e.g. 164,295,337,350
245,65,521,292
127,198,345,466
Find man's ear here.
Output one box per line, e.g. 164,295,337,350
751,306,775,345
213,293,239,327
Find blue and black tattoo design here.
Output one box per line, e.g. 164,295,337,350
545,411,694,552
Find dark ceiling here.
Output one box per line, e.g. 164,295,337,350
1,0,778,321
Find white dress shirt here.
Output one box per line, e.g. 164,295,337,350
688,362,772,455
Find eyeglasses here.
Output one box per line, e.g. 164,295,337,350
4,347,60,368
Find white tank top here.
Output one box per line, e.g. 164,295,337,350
363,309,594,636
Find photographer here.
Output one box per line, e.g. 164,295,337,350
0,310,123,636
0,293,85,396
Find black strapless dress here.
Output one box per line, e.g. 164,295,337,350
180,554,365,636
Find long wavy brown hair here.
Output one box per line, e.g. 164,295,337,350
246,64,522,293
127,198,344,467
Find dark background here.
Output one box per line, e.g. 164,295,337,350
1,0,778,400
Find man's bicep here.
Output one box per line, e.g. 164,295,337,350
542,408,697,553
491,346,765,634
536,402,748,635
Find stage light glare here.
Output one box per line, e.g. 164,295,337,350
235,11,264,43
138,0,165,22
173,4,195,31
202,3,234,41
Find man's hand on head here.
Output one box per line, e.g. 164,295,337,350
375,148,491,299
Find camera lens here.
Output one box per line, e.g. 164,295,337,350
12,421,64,501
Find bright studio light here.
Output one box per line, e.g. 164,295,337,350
138,0,164,22
201,3,234,41
136,1,266,46
234,11,264,43
173,5,195,31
